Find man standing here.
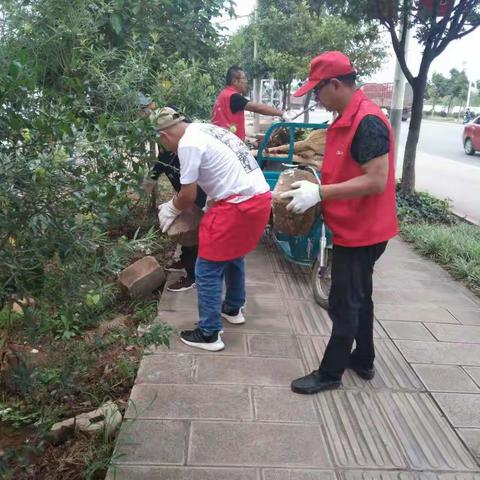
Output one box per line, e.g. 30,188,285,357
154,107,271,351
212,65,291,141
281,51,398,394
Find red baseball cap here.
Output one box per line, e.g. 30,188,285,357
293,51,355,97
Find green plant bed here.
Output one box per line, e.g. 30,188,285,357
401,222,480,296
396,185,480,297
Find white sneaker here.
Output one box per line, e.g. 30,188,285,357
180,328,225,352
221,307,245,325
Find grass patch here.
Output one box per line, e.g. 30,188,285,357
401,223,480,296
396,184,480,296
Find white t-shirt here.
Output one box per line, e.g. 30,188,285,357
178,123,269,201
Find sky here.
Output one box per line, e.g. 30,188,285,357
218,0,480,85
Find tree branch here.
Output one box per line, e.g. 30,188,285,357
433,0,480,57
434,21,480,58
384,15,415,86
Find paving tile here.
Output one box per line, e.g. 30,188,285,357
375,265,453,281
382,321,436,341
246,250,275,272
150,331,247,356
196,356,303,386
126,384,252,420
223,315,293,334
298,336,423,391
244,295,288,316
372,289,403,305
448,308,480,326
253,387,318,422
375,305,459,323
113,419,187,465
276,274,313,300
159,287,197,312
395,340,480,366
156,309,198,331
244,264,278,285
156,309,292,335
412,364,479,393
247,334,299,358
376,256,453,280
426,323,480,343
287,300,332,336
433,393,480,427
269,251,310,275
457,429,480,464
245,282,283,298
287,300,387,339
159,284,283,314
188,421,332,467
316,390,477,470
262,469,337,480
464,366,480,387
106,466,260,480
378,289,477,307
136,353,196,384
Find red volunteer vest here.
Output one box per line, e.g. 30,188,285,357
211,86,246,141
321,89,399,247
199,192,272,261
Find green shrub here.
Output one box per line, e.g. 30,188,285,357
396,184,456,225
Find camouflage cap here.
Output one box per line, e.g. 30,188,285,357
150,106,186,131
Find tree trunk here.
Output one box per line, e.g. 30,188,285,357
279,82,287,110
303,91,313,123
287,82,292,110
400,75,427,194
447,96,453,114
149,140,157,212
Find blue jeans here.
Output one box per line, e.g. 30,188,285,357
195,256,246,334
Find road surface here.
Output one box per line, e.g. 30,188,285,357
397,119,480,223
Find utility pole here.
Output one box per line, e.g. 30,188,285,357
253,1,260,134
390,22,410,168
466,81,473,109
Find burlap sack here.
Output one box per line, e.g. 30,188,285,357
167,205,203,246
272,169,317,236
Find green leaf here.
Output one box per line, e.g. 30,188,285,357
110,14,123,35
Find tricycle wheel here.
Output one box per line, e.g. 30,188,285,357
311,250,332,310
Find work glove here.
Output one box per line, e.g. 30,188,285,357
281,110,293,122
280,180,321,214
158,199,181,232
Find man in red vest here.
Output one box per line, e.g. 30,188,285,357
281,51,398,394
212,65,290,141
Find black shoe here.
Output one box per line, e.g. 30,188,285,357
165,259,185,272
180,328,224,352
291,370,342,395
167,276,196,292
348,359,375,380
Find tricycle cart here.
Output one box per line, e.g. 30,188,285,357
256,121,332,309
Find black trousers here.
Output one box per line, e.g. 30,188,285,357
319,241,387,380
180,245,198,281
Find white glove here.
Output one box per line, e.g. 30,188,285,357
158,199,181,232
281,110,293,122
280,180,321,214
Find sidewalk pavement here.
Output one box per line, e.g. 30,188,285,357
108,236,480,480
